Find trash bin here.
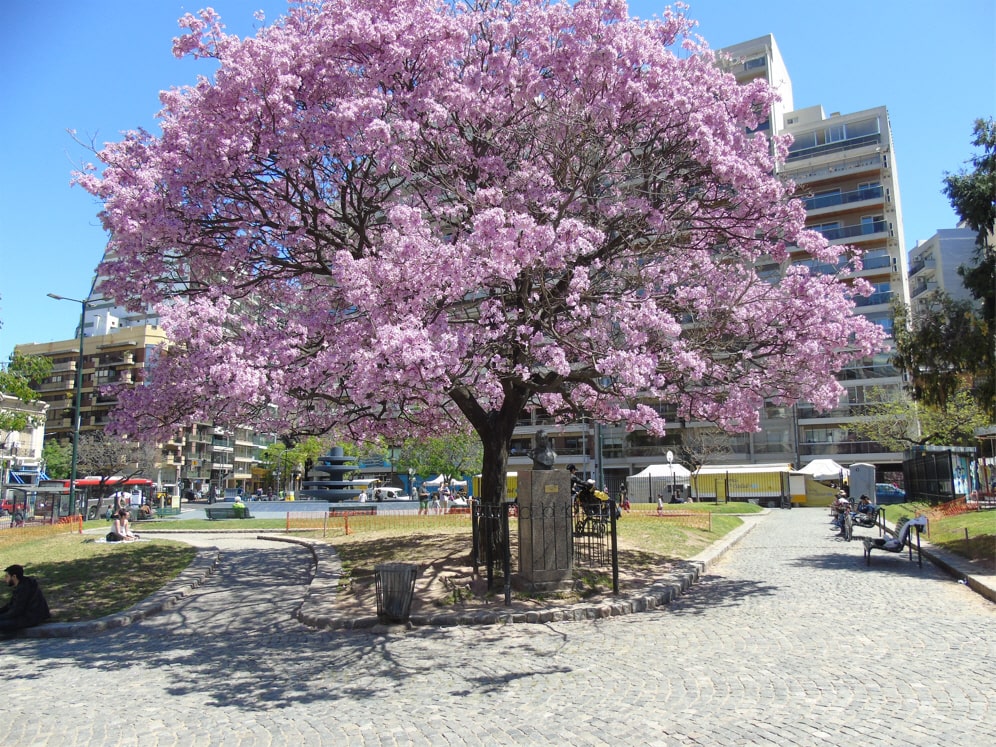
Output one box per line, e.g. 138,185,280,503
374,563,419,622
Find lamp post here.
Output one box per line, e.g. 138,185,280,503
407,467,415,498
667,450,676,502
1,436,18,514
388,444,402,488
47,293,88,517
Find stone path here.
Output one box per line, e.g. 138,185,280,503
0,511,992,746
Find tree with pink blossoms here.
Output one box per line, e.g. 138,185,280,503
77,0,883,508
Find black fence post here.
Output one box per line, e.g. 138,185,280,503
609,499,619,595
502,502,512,606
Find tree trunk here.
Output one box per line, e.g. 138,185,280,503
478,431,510,507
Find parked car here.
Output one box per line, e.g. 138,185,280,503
371,487,406,502
875,483,906,504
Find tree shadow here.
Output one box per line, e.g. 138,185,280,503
788,550,935,578
0,543,581,711
664,575,780,615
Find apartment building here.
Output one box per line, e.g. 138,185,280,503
15,324,270,495
508,34,913,490
0,393,48,489
908,227,979,314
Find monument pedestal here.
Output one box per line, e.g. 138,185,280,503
514,470,574,593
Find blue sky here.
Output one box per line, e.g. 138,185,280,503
1,0,993,358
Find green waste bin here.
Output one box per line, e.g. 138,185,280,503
375,563,419,622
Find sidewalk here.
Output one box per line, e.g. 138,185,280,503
21,510,995,638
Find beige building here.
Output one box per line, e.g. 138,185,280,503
16,325,170,442
15,326,267,495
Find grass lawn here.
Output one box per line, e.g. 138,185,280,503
0,527,197,622
0,501,761,622
884,502,995,571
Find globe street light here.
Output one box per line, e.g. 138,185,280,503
47,293,89,517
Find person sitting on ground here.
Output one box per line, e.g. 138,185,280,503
0,564,51,637
106,509,139,542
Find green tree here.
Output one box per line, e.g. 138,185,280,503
941,117,995,418
261,436,329,490
893,295,987,409
850,387,989,451
0,352,52,432
41,440,72,479
396,431,484,481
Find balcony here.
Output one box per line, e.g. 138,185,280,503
96,352,135,368
814,220,888,242
908,256,936,277
802,184,884,212
910,281,939,299
853,290,894,308
783,153,883,184
786,132,882,162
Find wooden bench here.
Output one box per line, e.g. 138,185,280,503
205,505,254,520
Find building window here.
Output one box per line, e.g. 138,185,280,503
744,56,766,70
861,215,885,234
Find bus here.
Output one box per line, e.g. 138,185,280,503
37,477,156,519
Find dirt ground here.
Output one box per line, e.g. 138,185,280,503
329,540,678,618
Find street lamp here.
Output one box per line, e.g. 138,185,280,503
388,444,402,487
1,436,18,514
667,450,676,502
47,293,89,517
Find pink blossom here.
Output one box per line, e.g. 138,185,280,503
81,0,885,504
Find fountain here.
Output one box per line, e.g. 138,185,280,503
298,446,363,502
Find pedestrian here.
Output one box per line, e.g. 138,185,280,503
657,494,665,516
418,487,430,515
0,564,51,638
431,490,441,515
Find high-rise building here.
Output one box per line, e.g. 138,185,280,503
908,227,980,314
727,36,909,472
507,34,914,491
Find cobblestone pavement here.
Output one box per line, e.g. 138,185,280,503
1,511,993,746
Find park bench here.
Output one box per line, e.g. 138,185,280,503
863,515,927,568
205,505,254,520
328,505,378,516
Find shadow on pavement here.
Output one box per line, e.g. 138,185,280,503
664,576,780,615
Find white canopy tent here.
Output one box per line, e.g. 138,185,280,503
626,463,692,502
797,459,849,482
630,464,692,479
423,474,468,490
